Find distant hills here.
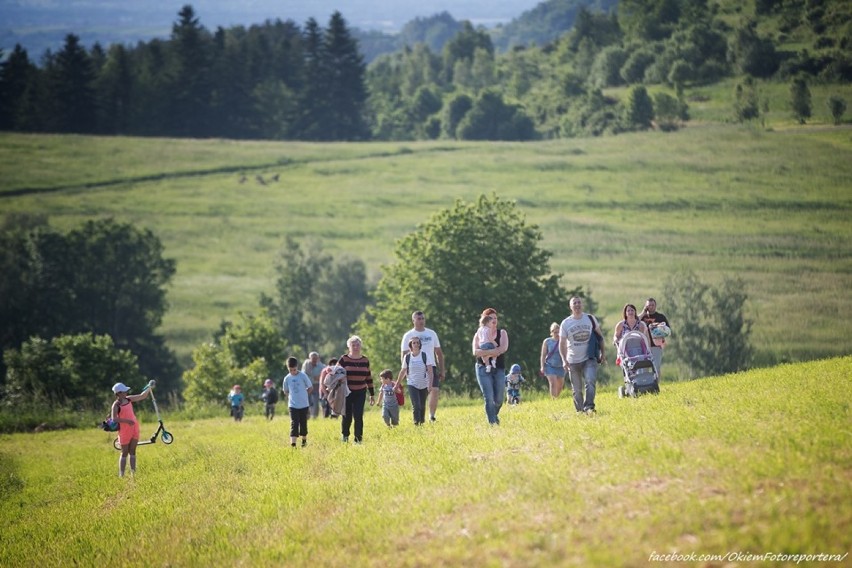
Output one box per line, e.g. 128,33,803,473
2,0,546,58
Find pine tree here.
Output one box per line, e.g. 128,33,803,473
323,11,369,140
293,17,330,140
624,85,654,130
0,44,37,130
47,34,97,133
167,5,212,136
96,44,133,134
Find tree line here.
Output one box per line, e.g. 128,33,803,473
1,1,849,142
1,196,754,419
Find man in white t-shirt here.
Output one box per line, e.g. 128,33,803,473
400,310,445,422
559,297,606,414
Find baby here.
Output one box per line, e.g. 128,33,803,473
476,314,498,372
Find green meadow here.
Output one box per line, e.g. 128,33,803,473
2,124,850,377
0,358,849,566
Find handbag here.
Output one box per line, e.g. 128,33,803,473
394,382,405,406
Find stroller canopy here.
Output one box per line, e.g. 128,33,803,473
618,330,652,360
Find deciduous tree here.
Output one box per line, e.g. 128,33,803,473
663,270,753,379
355,194,586,392
3,334,144,408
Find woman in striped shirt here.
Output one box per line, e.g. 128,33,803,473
338,335,374,444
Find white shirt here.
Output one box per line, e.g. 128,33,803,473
560,313,598,364
400,327,441,366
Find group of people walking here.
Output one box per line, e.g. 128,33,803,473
245,310,445,446
109,297,671,477
537,297,671,418
226,298,671,447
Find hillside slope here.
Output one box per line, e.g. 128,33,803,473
0,357,849,565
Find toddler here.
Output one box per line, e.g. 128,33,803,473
475,314,498,372
375,369,400,427
506,364,525,405
228,384,244,421
261,378,279,420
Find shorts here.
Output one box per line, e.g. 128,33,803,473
382,404,400,426
118,422,140,446
544,364,565,378
430,365,441,388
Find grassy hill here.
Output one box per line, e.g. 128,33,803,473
0,357,849,565
2,124,851,377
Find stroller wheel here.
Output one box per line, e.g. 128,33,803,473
618,386,625,399
161,431,174,444
112,437,122,451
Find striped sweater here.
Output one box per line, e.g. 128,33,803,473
338,354,374,396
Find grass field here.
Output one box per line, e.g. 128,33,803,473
1,123,851,376
0,357,849,566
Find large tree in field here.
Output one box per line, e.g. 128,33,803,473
183,309,289,404
663,270,753,379
355,194,587,393
0,218,180,392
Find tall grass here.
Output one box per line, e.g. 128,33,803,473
1,126,850,375
0,357,849,566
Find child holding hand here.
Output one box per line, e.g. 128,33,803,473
375,369,401,427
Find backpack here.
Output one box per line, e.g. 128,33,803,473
394,382,405,406
405,351,428,374
401,351,428,405
586,315,604,363
101,404,119,431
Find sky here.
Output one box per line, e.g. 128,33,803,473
1,0,545,56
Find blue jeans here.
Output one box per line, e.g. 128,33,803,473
476,364,505,424
408,385,428,425
568,359,598,411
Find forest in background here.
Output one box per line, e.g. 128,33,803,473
1,0,849,143
1,0,850,423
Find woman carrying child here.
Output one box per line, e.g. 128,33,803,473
472,308,509,426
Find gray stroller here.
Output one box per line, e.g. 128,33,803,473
616,330,660,397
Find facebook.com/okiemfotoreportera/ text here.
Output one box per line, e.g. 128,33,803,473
649,551,849,564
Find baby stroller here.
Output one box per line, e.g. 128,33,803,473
616,330,660,397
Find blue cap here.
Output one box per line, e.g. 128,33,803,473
510,364,521,374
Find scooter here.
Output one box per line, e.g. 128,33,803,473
113,381,174,450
